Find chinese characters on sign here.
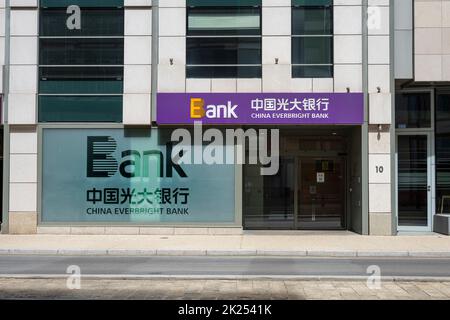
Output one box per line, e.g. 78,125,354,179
157,93,364,125
86,188,190,205
251,98,329,112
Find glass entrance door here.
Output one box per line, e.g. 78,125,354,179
297,158,346,229
397,134,432,231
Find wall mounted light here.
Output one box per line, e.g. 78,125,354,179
170,58,174,65
275,58,279,65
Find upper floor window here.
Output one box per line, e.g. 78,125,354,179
186,0,262,78
292,0,333,78
38,0,124,122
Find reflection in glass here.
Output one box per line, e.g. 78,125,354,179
395,92,431,129
244,157,295,229
397,135,428,226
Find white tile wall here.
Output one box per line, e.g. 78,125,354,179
9,183,37,212
8,94,36,124
10,131,38,154
123,94,152,125
124,36,152,65
10,37,38,65
9,154,37,183
124,65,152,93
9,65,37,94
369,183,391,213
10,10,38,36
369,93,392,124
414,0,449,81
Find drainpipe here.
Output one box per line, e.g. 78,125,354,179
151,0,159,124
2,0,11,234
361,0,369,235
390,0,397,235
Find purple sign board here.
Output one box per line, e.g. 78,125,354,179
157,93,364,125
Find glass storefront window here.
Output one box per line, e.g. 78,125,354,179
292,0,333,78
244,158,295,230
41,128,236,224
186,2,262,78
395,92,432,129
436,92,450,214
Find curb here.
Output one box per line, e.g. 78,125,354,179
1,249,450,258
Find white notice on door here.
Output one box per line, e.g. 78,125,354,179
317,172,325,183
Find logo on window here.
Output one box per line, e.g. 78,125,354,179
86,137,187,179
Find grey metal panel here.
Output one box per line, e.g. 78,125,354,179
434,214,450,235
394,0,413,30
394,30,413,79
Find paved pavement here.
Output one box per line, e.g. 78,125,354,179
1,278,449,300
0,256,449,279
1,233,450,257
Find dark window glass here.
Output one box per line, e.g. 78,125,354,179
292,6,332,35
188,7,261,36
397,135,429,226
40,38,124,66
292,3,333,78
292,37,332,65
41,0,124,7
40,8,124,37
187,37,261,65
395,92,431,129
39,67,123,94
187,65,261,78
436,92,450,214
39,95,123,122
292,65,332,78
187,6,262,78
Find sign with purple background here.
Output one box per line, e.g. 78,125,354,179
157,93,364,125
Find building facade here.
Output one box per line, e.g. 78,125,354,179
0,0,448,236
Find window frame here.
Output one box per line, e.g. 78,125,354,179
186,5,263,79
38,4,124,123
291,2,334,78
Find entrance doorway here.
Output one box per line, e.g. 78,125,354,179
244,130,353,231
396,133,433,231
297,157,346,229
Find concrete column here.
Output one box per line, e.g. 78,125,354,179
7,1,38,234
262,0,290,93
158,0,185,93
367,0,392,235
123,0,153,125
0,0,5,94
334,0,363,93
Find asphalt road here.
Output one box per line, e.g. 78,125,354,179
0,255,449,279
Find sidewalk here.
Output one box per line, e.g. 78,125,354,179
1,232,450,257
2,278,450,300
